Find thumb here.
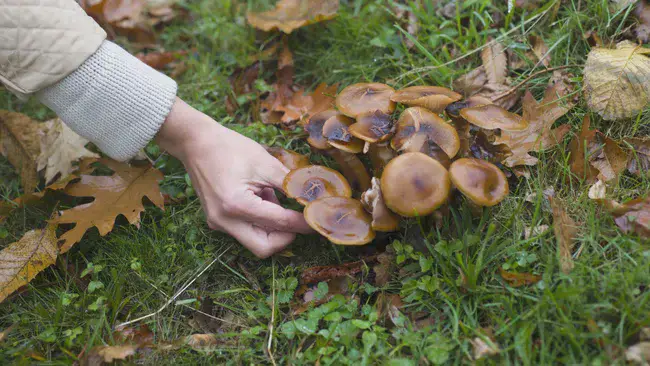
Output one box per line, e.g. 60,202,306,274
262,157,291,192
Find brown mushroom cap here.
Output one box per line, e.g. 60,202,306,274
303,109,340,150
361,177,400,232
391,86,462,112
411,134,452,169
266,146,309,170
444,95,492,118
391,107,460,158
449,158,509,206
283,165,352,205
348,110,394,143
304,196,375,245
380,152,451,217
459,104,528,131
335,83,396,117
322,114,365,153
327,149,371,192
368,142,396,177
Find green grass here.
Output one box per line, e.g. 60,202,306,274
1,0,650,364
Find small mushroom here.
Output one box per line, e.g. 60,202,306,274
304,196,375,245
460,104,527,131
391,107,460,159
368,142,396,177
361,177,400,232
327,149,371,192
283,165,352,205
349,110,394,143
266,146,309,170
444,95,492,119
322,114,365,153
335,83,396,117
302,109,340,150
410,134,451,169
380,152,451,217
449,158,509,206
391,86,462,113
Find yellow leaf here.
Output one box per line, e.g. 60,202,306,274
0,111,42,194
0,224,58,303
246,0,339,34
51,159,164,253
584,41,650,121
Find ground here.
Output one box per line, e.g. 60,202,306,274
1,0,650,364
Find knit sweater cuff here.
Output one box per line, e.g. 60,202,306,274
36,41,178,161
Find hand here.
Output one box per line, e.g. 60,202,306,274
156,98,313,258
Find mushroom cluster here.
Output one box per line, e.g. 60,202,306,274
278,83,516,245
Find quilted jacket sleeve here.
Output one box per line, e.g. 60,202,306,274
0,0,106,96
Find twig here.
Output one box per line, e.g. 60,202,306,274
115,245,231,329
267,258,278,366
492,64,581,101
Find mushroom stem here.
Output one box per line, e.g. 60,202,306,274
367,142,396,177
327,149,372,193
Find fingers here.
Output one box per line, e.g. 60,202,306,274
262,158,290,191
228,220,295,258
237,190,314,234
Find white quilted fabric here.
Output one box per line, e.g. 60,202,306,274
0,0,106,95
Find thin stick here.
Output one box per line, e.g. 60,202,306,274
115,245,231,329
267,258,278,366
492,64,581,101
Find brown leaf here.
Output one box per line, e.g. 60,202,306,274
0,111,42,194
529,35,550,67
372,252,394,286
113,324,154,347
590,135,628,182
471,336,500,360
185,334,220,351
453,67,487,97
0,224,58,303
85,345,138,365
494,82,574,167
37,119,99,185
481,40,507,85
300,259,370,284
550,197,577,274
226,62,261,115
246,0,339,34
51,159,164,253
499,268,542,287
394,4,419,49
263,82,338,126
295,276,350,315
610,196,650,238
476,83,521,110
625,137,650,177
635,1,650,43
136,50,186,70
375,293,405,327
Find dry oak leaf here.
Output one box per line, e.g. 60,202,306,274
0,224,58,303
481,40,508,85
550,197,578,274
610,196,650,238
584,41,650,121
494,82,574,167
625,137,650,177
499,268,542,287
85,344,138,365
0,111,42,194
37,118,99,185
246,0,339,34
52,159,164,253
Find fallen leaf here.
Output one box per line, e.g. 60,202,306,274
583,41,650,121
113,324,154,346
523,224,549,239
300,258,372,284
136,50,186,70
635,1,650,43
529,35,551,67
246,0,339,34
610,196,650,238
481,40,507,85
626,342,650,364
453,67,487,97
0,224,58,303
294,276,350,315
185,334,220,352
494,82,574,167
588,180,607,200
0,111,42,193
589,135,628,182
37,118,99,185
226,62,261,115
470,336,500,360
499,268,542,287
624,137,650,177
375,293,405,327
52,159,164,253
550,197,577,274
393,3,419,49
373,252,394,286
85,345,138,365
262,82,338,126
0,324,15,343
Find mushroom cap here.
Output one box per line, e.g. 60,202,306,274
391,86,462,112
361,177,400,232
266,146,309,170
449,158,509,206
322,114,365,153
411,134,452,169
380,152,451,217
335,83,396,117
459,104,528,131
444,95,492,118
303,109,340,150
283,165,352,205
368,142,396,177
391,107,460,158
327,149,371,192
304,196,375,245
349,110,394,143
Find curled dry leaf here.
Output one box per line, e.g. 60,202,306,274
185,334,220,351
0,224,58,303
635,1,650,43
610,196,650,238
136,50,186,70
470,336,500,360
494,82,574,167
52,159,164,253
625,137,650,177
452,67,487,97
300,256,378,284
246,0,339,34
481,40,507,85
550,197,578,274
584,41,650,121
626,342,650,364
0,111,42,194
85,345,138,364
499,268,542,287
